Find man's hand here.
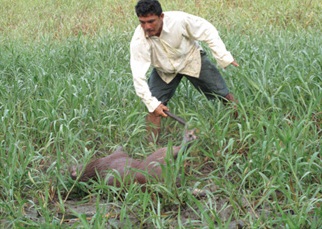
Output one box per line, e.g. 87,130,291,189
225,60,239,69
153,103,169,117
230,60,239,67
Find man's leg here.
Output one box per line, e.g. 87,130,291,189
146,69,182,141
145,112,162,141
187,51,238,117
222,92,238,105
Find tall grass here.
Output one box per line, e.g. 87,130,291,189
0,0,321,228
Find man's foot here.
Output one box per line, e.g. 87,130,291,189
224,93,239,118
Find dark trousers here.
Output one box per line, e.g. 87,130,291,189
148,51,229,105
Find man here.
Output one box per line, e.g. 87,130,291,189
130,0,239,140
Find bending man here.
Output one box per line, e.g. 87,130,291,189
130,0,239,140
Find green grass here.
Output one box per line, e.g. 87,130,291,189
0,0,321,228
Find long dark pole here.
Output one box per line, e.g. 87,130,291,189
164,110,186,126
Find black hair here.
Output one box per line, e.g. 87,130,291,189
135,0,163,17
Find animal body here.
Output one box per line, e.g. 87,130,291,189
70,129,197,186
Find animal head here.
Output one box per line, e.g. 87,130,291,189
183,128,198,143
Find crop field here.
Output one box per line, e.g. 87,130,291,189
0,0,321,228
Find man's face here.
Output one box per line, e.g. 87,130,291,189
138,13,164,37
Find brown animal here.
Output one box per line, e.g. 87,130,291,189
70,129,197,186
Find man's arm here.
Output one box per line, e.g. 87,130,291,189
183,13,238,68
130,35,163,113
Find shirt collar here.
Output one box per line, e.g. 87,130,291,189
145,14,170,38
162,17,170,34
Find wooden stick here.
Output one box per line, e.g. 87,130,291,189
164,111,186,126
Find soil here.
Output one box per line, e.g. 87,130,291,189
17,163,252,228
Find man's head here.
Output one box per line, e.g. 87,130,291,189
135,0,164,37
135,0,162,17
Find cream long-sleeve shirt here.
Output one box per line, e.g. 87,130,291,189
130,11,234,112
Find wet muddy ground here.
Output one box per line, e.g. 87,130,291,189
21,189,246,228
3,161,300,228
16,163,266,228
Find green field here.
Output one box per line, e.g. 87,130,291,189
0,0,321,228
